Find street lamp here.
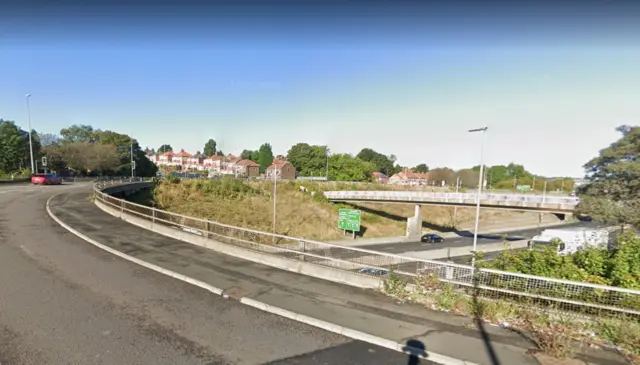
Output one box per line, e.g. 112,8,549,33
272,162,277,242
325,146,329,181
469,126,488,268
130,136,135,179
25,94,35,174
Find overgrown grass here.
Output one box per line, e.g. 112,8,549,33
0,169,30,179
383,273,640,361
140,178,531,240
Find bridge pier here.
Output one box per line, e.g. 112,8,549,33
553,212,574,221
406,205,422,238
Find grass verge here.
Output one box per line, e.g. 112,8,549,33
383,272,640,362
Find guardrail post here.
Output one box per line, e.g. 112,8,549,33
120,199,124,217
299,240,306,262
151,207,156,227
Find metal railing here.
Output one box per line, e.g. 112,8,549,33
324,190,580,207
93,182,640,317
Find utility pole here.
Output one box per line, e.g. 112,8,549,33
25,94,35,174
532,176,536,191
469,126,488,268
453,176,460,227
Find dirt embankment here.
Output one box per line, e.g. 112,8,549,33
140,179,532,241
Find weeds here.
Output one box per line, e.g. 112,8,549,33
383,273,640,360
134,178,536,241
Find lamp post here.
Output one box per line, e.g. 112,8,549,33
325,146,329,182
25,94,35,174
130,136,135,179
272,163,277,241
469,126,488,268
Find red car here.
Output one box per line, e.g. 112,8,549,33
32,173,63,185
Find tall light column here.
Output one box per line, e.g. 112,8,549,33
469,126,488,268
272,163,277,241
25,94,35,174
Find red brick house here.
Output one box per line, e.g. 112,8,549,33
265,160,297,180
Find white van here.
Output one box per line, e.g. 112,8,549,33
528,227,610,256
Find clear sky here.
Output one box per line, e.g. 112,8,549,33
1,1,639,177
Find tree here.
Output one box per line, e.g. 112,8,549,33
482,233,640,289
455,168,480,188
60,125,97,144
429,168,455,186
0,120,26,173
95,130,158,177
203,139,217,156
158,144,172,154
356,148,399,176
241,149,260,162
328,154,375,182
413,164,429,173
577,125,640,229
0,119,43,174
56,142,92,173
286,143,328,177
39,133,61,147
257,143,274,173
85,143,120,173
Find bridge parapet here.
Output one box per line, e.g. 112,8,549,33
323,190,579,213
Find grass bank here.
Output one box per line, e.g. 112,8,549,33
384,272,640,362
137,178,534,241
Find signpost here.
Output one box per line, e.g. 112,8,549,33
516,184,531,192
41,156,47,174
338,208,361,239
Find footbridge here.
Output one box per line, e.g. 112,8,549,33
323,190,579,214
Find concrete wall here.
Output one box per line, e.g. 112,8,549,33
405,240,529,260
101,182,154,195
94,198,383,290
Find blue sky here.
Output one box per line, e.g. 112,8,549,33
1,2,639,177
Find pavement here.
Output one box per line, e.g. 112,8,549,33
43,186,629,365
0,183,429,365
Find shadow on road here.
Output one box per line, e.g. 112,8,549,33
472,269,502,365
346,203,454,233
452,229,524,242
402,339,427,364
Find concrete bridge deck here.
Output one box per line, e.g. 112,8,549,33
323,190,579,213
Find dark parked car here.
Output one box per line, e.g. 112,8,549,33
420,233,444,243
358,268,389,277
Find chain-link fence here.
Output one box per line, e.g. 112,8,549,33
93,182,640,318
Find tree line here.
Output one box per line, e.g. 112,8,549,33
0,121,158,177
483,125,640,288
148,138,579,190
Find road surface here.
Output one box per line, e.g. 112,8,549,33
357,221,597,255
0,183,434,365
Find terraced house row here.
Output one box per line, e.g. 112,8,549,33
145,150,297,180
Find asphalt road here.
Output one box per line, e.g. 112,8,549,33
0,183,435,365
359,221,597,254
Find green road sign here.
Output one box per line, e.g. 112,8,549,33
517,185,531,192
338,208,361,232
